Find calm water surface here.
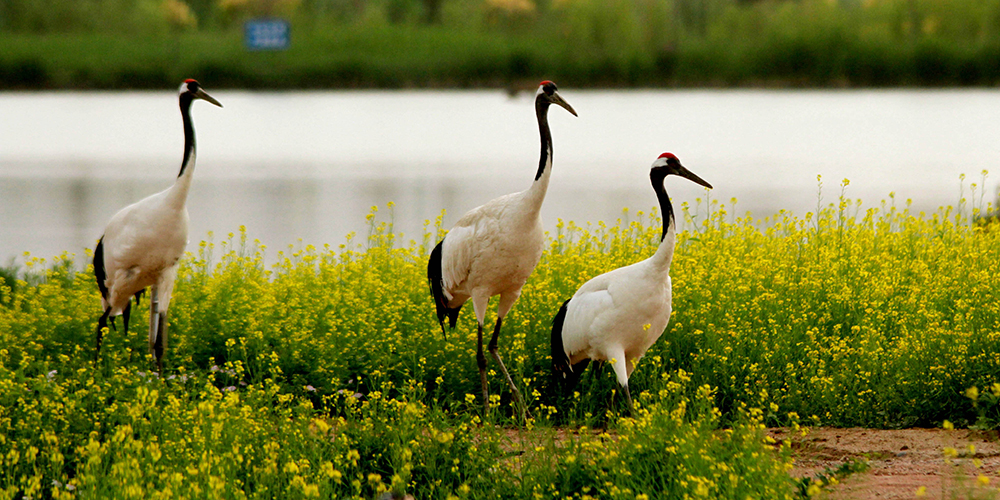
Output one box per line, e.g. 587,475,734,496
1,89,998,265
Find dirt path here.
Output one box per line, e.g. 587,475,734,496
779,427,1000,499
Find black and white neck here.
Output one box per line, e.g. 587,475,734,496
178,87,198,179
525,81,577,206
533,88,555,183
648,152,713,269
167,79,222,206
651,167,676,243
649,166,679,270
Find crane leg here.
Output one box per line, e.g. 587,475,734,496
476,322,489,413
562,358,590,394
152,311,167,374
122,298,132,337
95,307,111,361
488,317,528,422
623,383,634,417
609,350,635,417
148,287,161,371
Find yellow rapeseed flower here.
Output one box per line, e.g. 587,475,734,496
966,386,980,401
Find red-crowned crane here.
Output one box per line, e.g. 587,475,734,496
93,79,222,372
550,152,712,413
427,81,577,419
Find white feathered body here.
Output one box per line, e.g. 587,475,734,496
560,236,675,385
440,189,544,313
99,176,191,316
551,153,710,409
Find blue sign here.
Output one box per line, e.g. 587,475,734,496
245,19,290,50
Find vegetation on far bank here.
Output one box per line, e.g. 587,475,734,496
5,0,1000,89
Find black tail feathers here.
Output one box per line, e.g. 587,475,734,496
551,298,573,378
428,239,462,335
551,298,590,393
93,236,109,301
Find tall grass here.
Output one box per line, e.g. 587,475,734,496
1,178,999,497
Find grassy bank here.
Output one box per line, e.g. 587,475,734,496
6,0,1000,89
1,183,999,497
0,27,555,90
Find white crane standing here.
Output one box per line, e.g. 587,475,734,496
93,79,222,372
550,152,712,412
428,81,577,418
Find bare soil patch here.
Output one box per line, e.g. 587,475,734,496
778,427,1000,499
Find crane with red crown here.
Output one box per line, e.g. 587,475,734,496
93,79,222,372
427,81,577,420
550,152,712,413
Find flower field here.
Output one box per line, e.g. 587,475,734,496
1,179,998,499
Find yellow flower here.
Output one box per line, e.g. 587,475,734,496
806,480,822,496
313,418,331,435
966,386,980,401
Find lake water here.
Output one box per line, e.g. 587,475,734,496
1,89,998,266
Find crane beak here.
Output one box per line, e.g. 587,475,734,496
195,89,223,108
677,166,713,189
550,92,578,117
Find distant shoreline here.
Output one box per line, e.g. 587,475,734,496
4,25,1000,91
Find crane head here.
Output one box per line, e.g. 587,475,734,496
179,79,223,108
651,152,712,189
536,81,578,117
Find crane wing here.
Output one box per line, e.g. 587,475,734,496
439,200,507,300
561,284,615,359
560,263,647,360
440,223,476,301
101,203,147,273
99,190,189,301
